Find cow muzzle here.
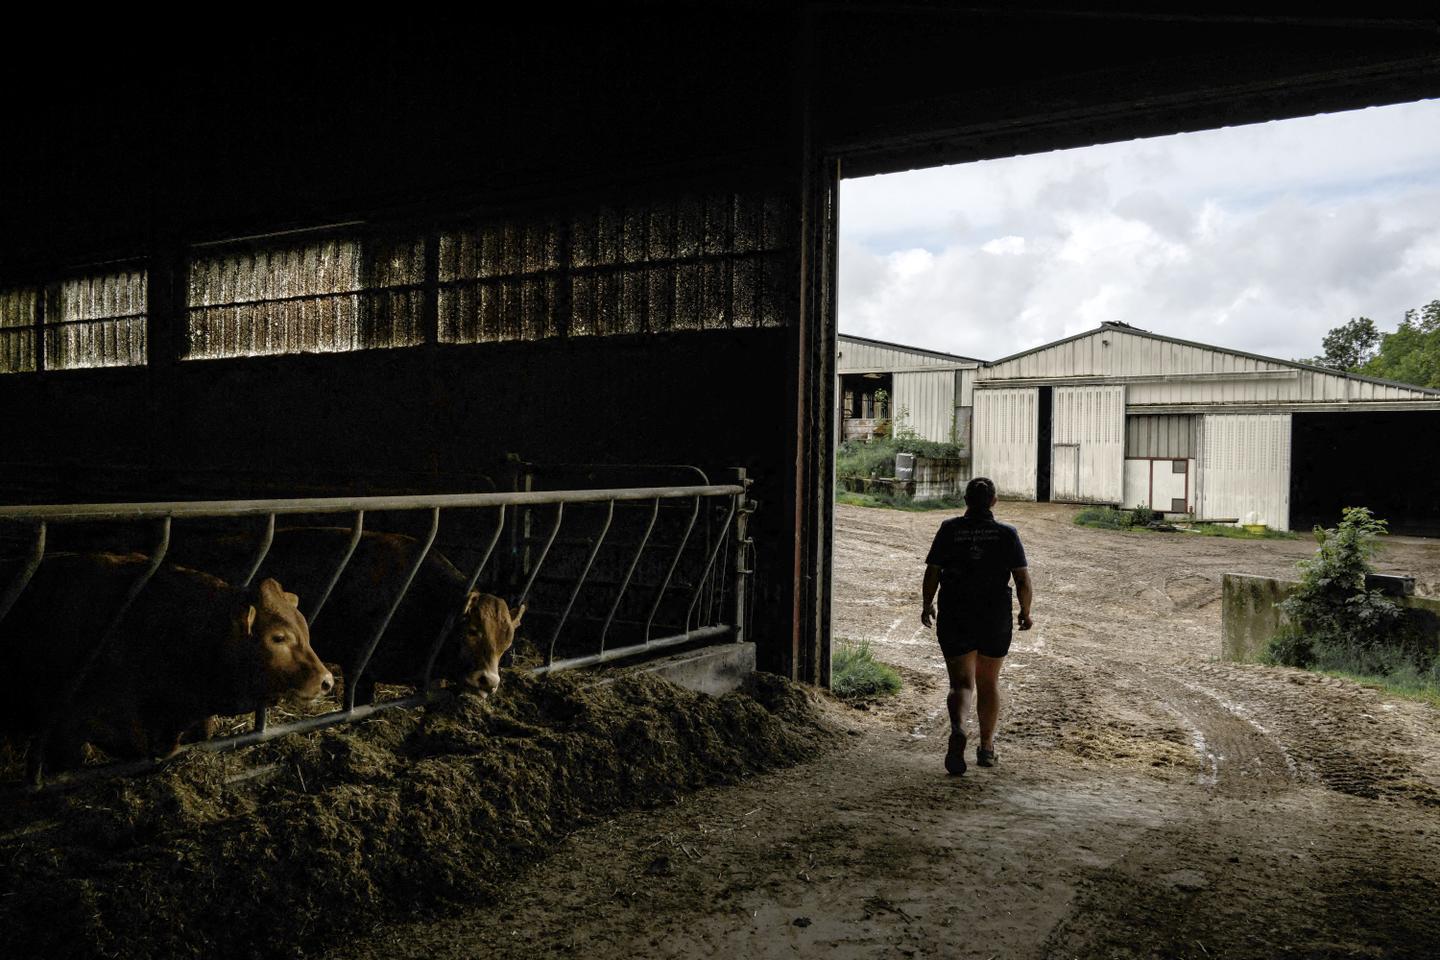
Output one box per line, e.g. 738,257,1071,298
464,668,502,696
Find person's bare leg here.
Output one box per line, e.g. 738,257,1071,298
975,653,1004,752
942,653,976,773
944,652,977,736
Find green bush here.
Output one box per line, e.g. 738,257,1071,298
1131,504,1157,527
1073,506,1135,530
1265,507,1437,699
1269,507,1402,668
831,639,902,701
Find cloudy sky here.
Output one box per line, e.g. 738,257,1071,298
839,98,1440,363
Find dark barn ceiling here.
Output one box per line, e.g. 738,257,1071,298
3,4,1437,273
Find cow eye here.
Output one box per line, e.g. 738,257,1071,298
269,632,290,645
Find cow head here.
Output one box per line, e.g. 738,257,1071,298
456,592,524,695
238,578,334,704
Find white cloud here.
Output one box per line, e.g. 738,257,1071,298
840,98,1440,363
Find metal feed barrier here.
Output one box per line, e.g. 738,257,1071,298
0,471,754,788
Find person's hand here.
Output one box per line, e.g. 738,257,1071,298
1018,611,1033,631
921,603,935,628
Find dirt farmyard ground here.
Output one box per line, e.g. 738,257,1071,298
330,501,1440,960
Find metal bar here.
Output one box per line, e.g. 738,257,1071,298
345,508,440,711
516,503,563,610
239,513,276,588
644,496,700,643
33,518,171,784
545,500,614,666
306,511,364,624
421,505,506,689
0,484,744,523
599,498,659,652
530,624,732,676
0,521,45,629
685,496,738,632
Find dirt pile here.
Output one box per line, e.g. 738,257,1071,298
0,670,834,960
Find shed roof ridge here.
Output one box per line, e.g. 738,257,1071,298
983,323,1440,396
837,331,984,364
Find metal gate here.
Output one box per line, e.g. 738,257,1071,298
0,474,753,788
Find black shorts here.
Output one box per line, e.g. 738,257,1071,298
936,611,1013,659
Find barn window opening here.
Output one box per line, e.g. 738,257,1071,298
438,191,794,343
0,287,39,374
184,232,425,359
0,269,148,374
47,268,148,370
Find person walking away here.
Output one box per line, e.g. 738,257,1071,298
920,477,1033,775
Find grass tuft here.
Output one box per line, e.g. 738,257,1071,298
831,639,903,701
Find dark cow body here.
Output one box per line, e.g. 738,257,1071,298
0,553,331,774
176,529,522,701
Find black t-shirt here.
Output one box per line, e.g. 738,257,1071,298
925,509,1028,617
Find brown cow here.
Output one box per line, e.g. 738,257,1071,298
175,529,523,702
0,553,333,774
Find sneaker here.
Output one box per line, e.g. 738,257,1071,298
976,747,997,768
945,731,967,775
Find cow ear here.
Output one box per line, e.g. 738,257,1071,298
243,604,258,636
463,590,481,615
510,603,526,628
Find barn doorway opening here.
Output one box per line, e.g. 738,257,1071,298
829,95,1440,689
1035,386,1053,503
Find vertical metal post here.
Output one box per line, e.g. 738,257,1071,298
345,508,440,711
545,500,613,666
733,467,751,646
0,521,46,629
307,511,364,624
516,503,563,609
421,504,507,689
644,496,700,643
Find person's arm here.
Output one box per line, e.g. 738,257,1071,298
1013,567,1033,630
921,564,941,628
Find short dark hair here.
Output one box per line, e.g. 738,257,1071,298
965,477,996,509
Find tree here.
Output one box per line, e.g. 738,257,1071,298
1362,299,1440,390
1304,316,1380,371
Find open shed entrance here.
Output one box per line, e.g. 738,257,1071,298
1290,410,1440,538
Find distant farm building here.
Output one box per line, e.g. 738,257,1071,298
836,334,982,444
969,322,1440,535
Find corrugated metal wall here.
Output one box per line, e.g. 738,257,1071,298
1126,414,1197,458
1051,384,1125,503
980,328,1437,404
893,369,956,442
973,387,1037,499
1197,413,1292,529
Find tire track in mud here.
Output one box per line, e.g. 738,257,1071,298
1178,661,1440,807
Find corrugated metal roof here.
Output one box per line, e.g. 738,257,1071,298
983,322,1440,397
838,332,984,365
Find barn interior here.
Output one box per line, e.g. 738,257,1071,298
2,4,1438,686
